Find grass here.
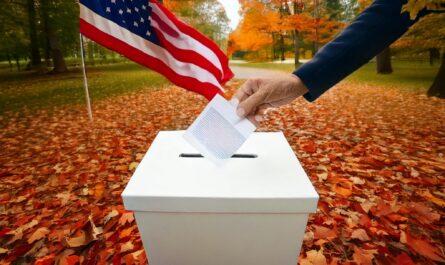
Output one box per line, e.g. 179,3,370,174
0,63,169,114
230,60,440,93
0,60,439,115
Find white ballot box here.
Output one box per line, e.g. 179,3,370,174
122,131,319,265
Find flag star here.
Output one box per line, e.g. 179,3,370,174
146,30,151,36
126,8,131,13
118,9,123,15
106,7,111,12
123,20,126,23
140,17,144,23
111,0,116,3
134,21,138,27
142,5,146,10
135,7,139,12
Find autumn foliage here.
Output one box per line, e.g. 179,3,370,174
228,0,343,60
0,78,444,264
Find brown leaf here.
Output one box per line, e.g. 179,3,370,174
28,227,50,244
351,228,371,241
120,241,134,253
64,231,88,248
300,249,327,265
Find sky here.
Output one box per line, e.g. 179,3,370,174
217,0,240,30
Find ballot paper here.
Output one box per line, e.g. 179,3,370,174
183,94,256,165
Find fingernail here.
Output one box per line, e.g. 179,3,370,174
255,115,263,122
236,108,245,117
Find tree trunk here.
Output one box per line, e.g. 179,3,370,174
427,52,445,98
48,34,68,73
27,0,41,68
272,33,277,61
88,42,95,66
279,33,285,61
7,55,13,71
41,0,68,73
429,48,440,66
14,55,20,71
293,30,300,68
376,47,393,74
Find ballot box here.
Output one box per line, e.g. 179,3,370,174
122,131,319,265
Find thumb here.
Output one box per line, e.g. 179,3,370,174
237,90,266,117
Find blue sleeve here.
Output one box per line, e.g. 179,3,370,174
294,0,420,102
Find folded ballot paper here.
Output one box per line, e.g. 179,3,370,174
183,94,256,165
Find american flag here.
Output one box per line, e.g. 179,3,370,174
79,0,233,100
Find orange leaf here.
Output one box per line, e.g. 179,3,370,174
118,212,135,226
28,227,50,244
352,245,377,265
333,180,353,197
417,190,445,207
313,225,337,239
92,182,105,199
405,231,445,262
300,249,327,265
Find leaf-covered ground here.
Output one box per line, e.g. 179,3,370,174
0,80,444,264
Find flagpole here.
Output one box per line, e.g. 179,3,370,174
79,33,93,121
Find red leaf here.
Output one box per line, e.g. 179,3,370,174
393,252,416,265
405,231,445,262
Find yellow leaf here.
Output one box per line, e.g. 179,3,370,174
28,227,50,244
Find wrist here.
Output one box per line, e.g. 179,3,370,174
288,74,309,96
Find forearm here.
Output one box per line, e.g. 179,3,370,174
294,0,420,102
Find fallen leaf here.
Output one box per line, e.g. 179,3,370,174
300,249,327,265
313,225,337,239
64,231,87,248
104,209,119,223
28,227,50,244
351,229,370,241
333,180,353,197
120,241,134,252
352,245,377,265
405,231,445,262
128,162,139,171
417,190,445,207
118,212,135,226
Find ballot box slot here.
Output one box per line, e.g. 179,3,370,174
179,153,257,158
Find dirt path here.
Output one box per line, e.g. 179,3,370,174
231,66,288,79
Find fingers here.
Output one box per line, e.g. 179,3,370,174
247,104,270,127
233,79,257,103
254,104,269,122
237,88,268,117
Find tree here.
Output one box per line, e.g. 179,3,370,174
376,47,393,74
0,0,29,71
395,13,445,98
26,0,42,68
40,0,66,73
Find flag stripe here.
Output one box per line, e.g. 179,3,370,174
80,20,223,101
79,4,222,89
150,23,224,84
149,3,225,80
149,1,233,83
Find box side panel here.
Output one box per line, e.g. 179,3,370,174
135,211,308,265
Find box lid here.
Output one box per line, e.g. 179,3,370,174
122,131,319,213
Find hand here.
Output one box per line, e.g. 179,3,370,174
233,74,309,124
